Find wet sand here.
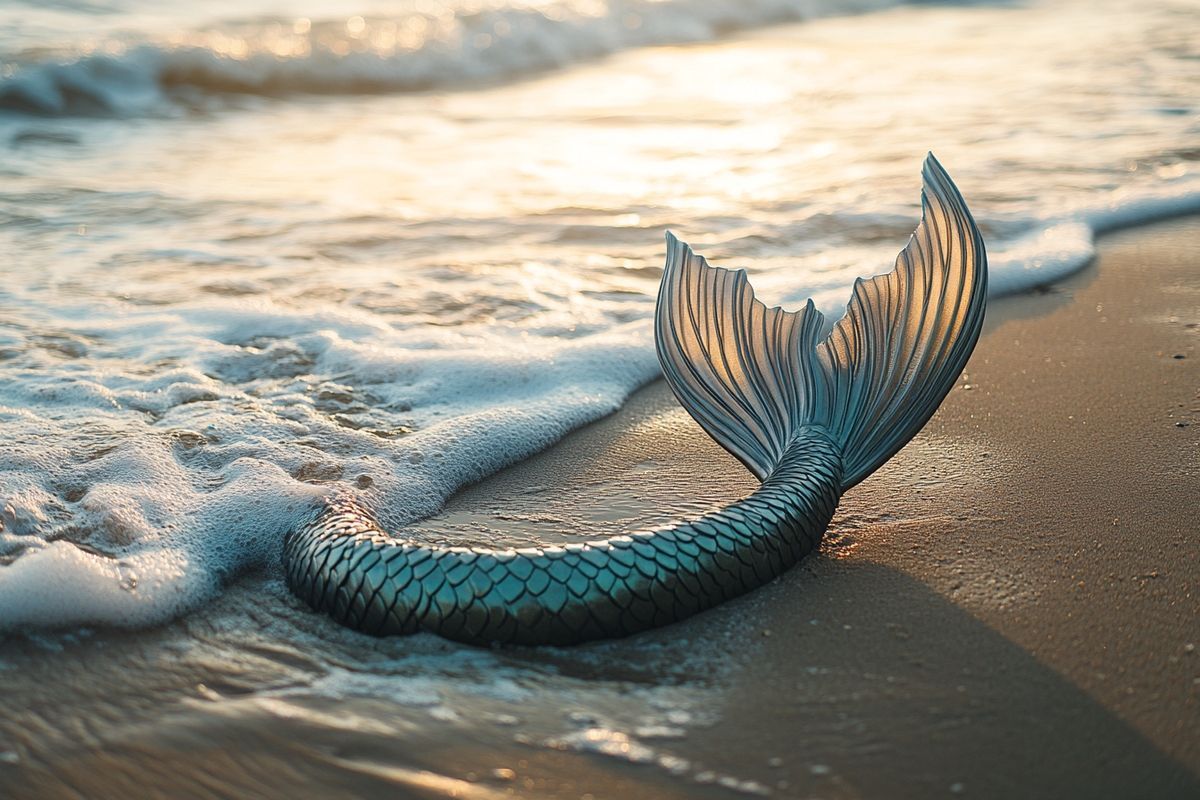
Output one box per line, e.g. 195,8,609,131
2,217,1197,799
432,215,1200,797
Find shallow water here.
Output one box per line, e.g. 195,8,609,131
0,0,1198,794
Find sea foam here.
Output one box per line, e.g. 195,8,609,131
985,182,1200,296
0,297,659,632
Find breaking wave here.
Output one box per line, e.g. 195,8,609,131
0,0,906,117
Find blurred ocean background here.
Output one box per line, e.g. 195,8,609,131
0,0,1197,794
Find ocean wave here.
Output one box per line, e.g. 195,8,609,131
984,178,1200,296
0,0,907,117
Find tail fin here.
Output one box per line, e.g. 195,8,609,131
655,153,987,489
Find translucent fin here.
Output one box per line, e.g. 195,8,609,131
654,153,987,490
655,232,826,480
816,153,988,489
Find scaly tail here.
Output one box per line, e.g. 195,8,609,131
283,153,987,645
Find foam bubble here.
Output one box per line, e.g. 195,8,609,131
0,292,658,632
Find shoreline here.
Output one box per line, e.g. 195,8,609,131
431,213,1200,796
1,216,1197,799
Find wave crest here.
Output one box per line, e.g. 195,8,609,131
0,0,901,117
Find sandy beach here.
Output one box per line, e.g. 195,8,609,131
428,215,1200,798
3,217,1195,799
422,213,1200,797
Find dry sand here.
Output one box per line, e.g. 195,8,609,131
431,215,1200,798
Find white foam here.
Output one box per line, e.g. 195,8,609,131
0,541,202,630
986,178,1200,296
1082,181,1200,236
0,292,659,632
985,222,1096,296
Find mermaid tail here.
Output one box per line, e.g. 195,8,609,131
284,430,841,645
283,153,987,645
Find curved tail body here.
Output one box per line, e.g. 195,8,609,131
285,429,840,646
283,154,987,646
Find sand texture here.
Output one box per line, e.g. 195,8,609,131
1,218,1196,800
431,216,1200,797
